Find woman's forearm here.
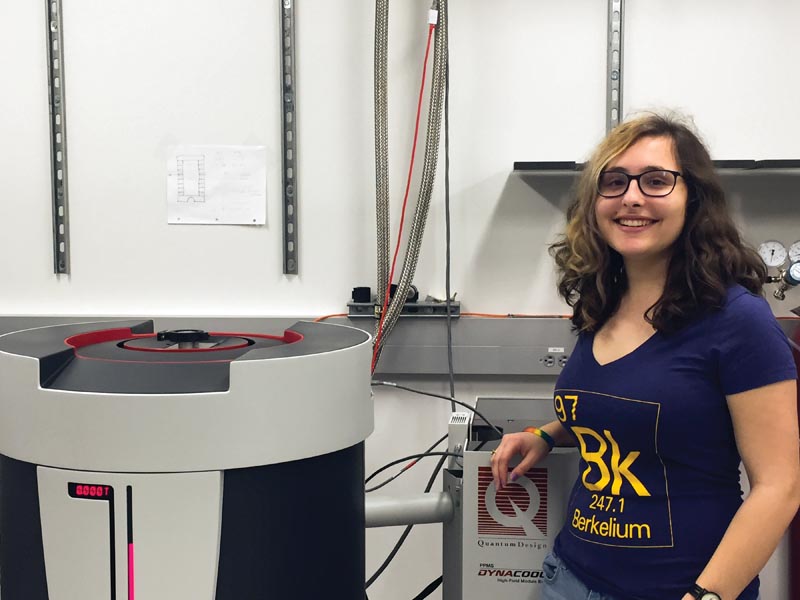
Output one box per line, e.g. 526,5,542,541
686,482,800,599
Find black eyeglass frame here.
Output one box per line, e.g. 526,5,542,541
596,169,683,198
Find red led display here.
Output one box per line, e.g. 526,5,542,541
68,482,114,501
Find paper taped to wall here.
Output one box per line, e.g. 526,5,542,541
167,145,267,225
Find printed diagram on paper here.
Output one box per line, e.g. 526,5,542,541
176,155,206,204
167,145,267,225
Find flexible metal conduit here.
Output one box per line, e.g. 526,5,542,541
374,0,449,361
374,0,391,322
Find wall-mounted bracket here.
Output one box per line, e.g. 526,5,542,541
347,300,461,319
46,0,70,274
280,0,298,274
606,0,624,132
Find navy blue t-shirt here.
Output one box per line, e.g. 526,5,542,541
553,285,797,600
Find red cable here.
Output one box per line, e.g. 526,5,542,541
372,22,437,373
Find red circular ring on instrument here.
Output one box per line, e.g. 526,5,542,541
65,328,303,353
119,335,253,352
61,327,304,365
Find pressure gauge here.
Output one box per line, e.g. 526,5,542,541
758,240,788,267
789,241,800,263
788,262,800,285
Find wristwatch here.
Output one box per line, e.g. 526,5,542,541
688,583,721,600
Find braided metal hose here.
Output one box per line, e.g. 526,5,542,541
375,0,448,360
374,0,391,333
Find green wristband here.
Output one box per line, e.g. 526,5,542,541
523,426,555,450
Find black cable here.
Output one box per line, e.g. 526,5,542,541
367,525,413,589
368,3,455,593
365,433,448,492
425,452,448,491
413,575,443,599
371,380,504,438
443,0,455,411
365,451,459,487
365,473,404,494
398,433,450,598
366,451,451,590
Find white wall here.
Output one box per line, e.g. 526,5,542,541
625,0,800,159
0,0,610,316
2,1,800,599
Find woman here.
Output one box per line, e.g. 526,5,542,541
491,113,800,600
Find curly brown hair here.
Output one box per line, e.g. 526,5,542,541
549,112,766,334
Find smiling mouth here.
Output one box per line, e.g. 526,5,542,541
614,218,657,228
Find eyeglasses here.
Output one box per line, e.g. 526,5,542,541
597,169,683,198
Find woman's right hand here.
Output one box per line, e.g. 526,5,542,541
490,431,552,491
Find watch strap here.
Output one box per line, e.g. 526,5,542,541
688,583,721,600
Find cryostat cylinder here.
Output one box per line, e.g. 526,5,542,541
0,319,373,600
0,320,373,472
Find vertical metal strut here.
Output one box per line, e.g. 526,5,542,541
280,0,298,274
46,0,70,273
606,0,624,132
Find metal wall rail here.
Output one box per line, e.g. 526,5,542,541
607,0,624,132
45,0,70,274
280,0,298,274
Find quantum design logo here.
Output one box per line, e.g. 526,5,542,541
477,466,547,538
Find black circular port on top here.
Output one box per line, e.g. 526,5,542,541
156,329,210,344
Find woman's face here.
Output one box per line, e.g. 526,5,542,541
594,135,688,268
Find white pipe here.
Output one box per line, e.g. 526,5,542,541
365,492,454,528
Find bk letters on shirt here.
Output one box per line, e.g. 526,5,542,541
556,389,674,548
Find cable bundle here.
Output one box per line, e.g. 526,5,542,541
372,1,449,373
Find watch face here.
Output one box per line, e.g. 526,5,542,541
700,594,721,600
